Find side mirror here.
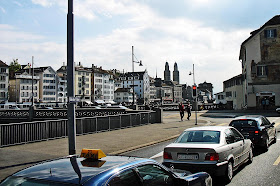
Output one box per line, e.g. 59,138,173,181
272,122,275,126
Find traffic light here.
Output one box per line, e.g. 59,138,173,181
192,85,197,97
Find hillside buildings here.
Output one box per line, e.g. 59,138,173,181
0,60,9,103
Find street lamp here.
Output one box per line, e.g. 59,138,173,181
189,64,198,125
131,46,143,106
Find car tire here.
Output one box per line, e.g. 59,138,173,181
225,161,233,183
248,147,253,164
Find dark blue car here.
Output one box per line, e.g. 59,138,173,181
0,149,212,186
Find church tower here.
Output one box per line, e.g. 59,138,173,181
173,62,179,83
164,62,171,82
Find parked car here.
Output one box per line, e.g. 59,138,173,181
229,115,277,150
163,126,253,182
276,108,280,114
1,149,212,186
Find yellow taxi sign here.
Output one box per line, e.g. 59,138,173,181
80,149,106,159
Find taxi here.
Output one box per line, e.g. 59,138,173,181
1,149,212,186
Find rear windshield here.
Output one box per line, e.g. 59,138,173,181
175,130,220,144
230,120,258,127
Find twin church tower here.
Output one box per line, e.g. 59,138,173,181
164,62,179,84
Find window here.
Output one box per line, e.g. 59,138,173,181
136,164,174,186
257,66,268,76
108,169,141,186
265,29,277,38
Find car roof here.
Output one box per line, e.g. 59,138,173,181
184,126,232,132
233,115,263,120
12,155,151,185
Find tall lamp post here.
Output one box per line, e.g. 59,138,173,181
189,64,198,125
131,46,143,106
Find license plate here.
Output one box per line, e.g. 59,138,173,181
177,154,198,160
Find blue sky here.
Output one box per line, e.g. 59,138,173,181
0,0,280,93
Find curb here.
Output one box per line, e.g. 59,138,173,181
108,134,180,155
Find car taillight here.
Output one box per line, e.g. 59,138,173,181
163,152,172,159
255,131,259,134
205,153,219,161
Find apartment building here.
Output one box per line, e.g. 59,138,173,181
223,74,243,110
239,15,280,109
120,70,150,104
0,60,9,103
114,88,133,104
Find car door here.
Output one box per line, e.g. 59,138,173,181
225,129,243,167
261,117,273,142
231,128,248,163
263,117,276,141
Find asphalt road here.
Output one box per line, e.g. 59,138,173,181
122,113,280,186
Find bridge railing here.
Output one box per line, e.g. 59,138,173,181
0,110,160,147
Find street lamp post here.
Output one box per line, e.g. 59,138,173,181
131,46,143,106
189,64,198,125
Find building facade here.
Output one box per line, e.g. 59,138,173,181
0,60,9,103
239,15,280,109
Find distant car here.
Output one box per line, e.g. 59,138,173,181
276,108,280,114
229,115,277,150
1,149,212,186
163,126,253,182
9,106,20,110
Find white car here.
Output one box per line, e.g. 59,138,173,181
163,126,253,182
276,108,280,114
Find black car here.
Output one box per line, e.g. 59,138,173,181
229,115,277,150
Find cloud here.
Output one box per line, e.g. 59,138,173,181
0,6,6,13
2,0,253,93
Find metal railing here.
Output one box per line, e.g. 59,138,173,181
0,111,157,147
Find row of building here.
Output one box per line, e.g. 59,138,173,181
0,60,214,107
216,15,280,110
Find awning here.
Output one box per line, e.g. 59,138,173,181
85,101,93,105
95,100,105,104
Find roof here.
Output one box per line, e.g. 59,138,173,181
0,60,8,67
233,115,263,120
13,156,148,185
185,126,232,132
241,15,280,47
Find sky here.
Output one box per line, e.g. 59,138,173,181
0,0,280,94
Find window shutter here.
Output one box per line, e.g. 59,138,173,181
274,29,277,37
264,30,268,38
265,66,268,76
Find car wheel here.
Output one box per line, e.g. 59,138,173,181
225,161,233,183
248,147,253,164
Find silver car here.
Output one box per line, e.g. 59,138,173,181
163,126,253,182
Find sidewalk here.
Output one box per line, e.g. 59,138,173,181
0,112,208,182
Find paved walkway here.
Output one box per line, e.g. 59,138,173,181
0,111,209,181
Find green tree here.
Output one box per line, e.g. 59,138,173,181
9,59,21,72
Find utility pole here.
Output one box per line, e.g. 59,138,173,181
67,0,76,155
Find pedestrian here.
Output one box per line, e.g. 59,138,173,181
265,99,269,109
178,102,185,121
186,102,191,120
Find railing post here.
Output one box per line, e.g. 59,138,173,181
109,116,111,131
0,125,2,147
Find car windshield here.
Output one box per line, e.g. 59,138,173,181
230,120,258,127
175,130,220,144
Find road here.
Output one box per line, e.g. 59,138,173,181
122,112,280,186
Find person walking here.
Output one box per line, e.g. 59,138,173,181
178,102,185,121
186,102,192,120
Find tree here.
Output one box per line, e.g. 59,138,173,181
9,59,21,72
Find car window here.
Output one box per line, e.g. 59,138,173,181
230,120,258,127
108,169,141,186
225,129,235,144
261,117,270,126
175,130,220,144
230,128,243,141
136,164,174,186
